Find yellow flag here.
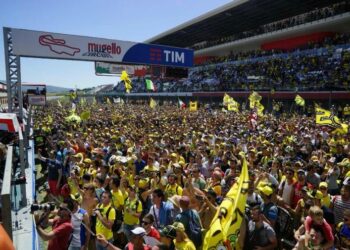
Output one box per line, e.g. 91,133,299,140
120,70,132,93
223,154,249,249
106,98,111,105
189,101,198,111
150,98,157,109
227,101,239,112
295,95,305,106
315,107,333,126
202,217,227,250
223,93,232,106
248,91,262,109
315,107,348,134
333,116,349,134
256,102,264,116
203,153,249,250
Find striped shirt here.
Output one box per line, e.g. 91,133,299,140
333,196,350,225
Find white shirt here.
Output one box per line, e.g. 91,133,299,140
70,207,86,247
279,180,294,206
149,205,160,228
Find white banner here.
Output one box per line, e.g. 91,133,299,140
11,28,194,67
12,29,130,62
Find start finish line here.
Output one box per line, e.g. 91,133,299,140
11,28,194,67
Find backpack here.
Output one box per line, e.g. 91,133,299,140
184,210,202,248
275,206,295,248
97,204,118,232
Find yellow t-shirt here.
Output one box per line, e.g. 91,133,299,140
321,194,331,208
212,184,222,197
111,189,125,210
123,198,142,225
165,184,183,198
67,177,79,195
95,203,115,240
174,239,196,250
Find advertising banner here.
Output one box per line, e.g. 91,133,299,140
28,95,46,106
11,28,193,67
95,62,148,75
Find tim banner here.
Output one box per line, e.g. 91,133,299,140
11,28,193,67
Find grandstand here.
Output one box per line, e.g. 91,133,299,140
99,0,349,102
146,0,350,55
92,1,350,99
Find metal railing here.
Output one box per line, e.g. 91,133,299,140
1,145,13,239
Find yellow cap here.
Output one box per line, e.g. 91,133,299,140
258,185,274,196
319,182,328,189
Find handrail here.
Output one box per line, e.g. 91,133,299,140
1,145,13,239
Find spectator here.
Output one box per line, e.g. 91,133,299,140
278,167,295,208
336,208,350,249
174,196,202,248
148,189,174,230
296,206,334,250
243,205,277,250
142,214,161,244
331,185,350,225
34,200,74,250
172,222,196,250
165,174,183,199
68,193,90,250
258,185,278,228
123,185,143,241
159,225,176,250
95,191,116,250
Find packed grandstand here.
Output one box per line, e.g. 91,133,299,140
1,1,350,250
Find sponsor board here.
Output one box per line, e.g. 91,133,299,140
95,62,145,75
28,95,46,106
11,28,193,67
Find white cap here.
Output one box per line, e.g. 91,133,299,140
131,227,146,236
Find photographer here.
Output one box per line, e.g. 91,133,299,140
33,200,73,250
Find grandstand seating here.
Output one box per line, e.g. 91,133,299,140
192,1,350,51
107,34,350,94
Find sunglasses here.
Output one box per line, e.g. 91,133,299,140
142,221,150,225
59,206,68,211
286,172,293,175
83,187,93,190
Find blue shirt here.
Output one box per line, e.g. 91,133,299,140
134,159,146,175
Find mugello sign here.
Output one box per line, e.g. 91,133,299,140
11,28,193,67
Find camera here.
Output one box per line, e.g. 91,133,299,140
92,208,104,216
31,203,56,213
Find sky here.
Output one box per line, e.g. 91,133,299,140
0,0,232,89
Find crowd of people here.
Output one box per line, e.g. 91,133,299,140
110,33,350,94
191,1,350,51
31,100,350,250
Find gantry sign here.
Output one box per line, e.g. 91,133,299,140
3,27,194,114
